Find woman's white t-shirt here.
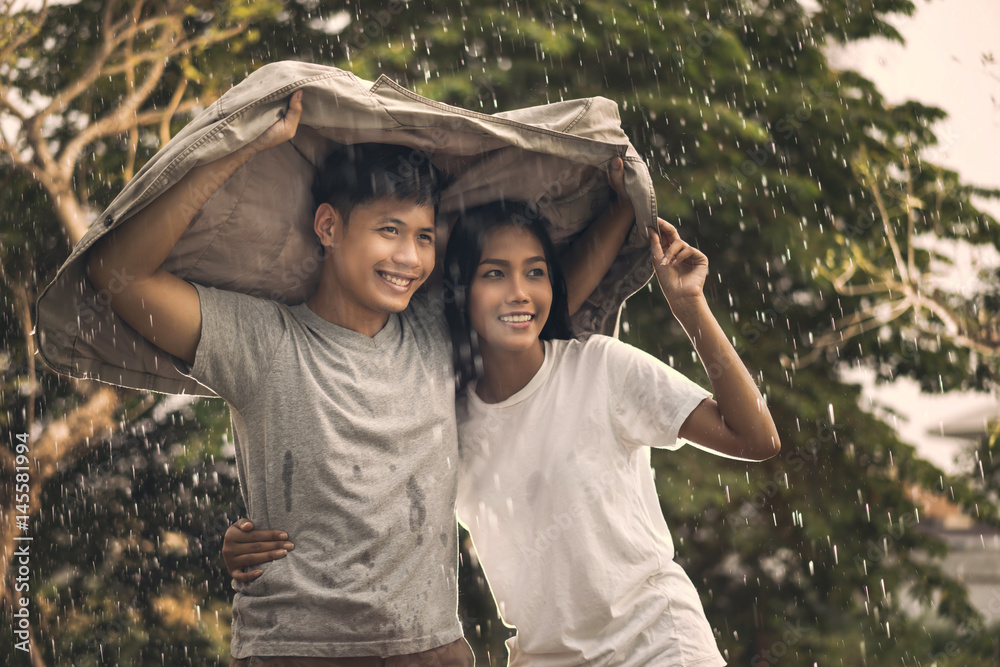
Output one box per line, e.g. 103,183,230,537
456,335,726,667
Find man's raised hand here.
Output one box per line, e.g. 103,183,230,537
251,90,304,154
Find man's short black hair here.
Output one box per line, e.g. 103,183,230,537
312,142,450,223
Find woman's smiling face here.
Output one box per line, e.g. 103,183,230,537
468,224,553,357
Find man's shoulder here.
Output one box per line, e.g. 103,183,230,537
192,284,295,350
194,283,287,318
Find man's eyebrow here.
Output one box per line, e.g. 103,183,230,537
478,256,546,266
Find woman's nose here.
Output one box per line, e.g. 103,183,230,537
507,276,529,302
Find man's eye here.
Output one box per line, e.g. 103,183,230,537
380,227,398,234
419,233,435,242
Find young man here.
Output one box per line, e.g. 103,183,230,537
88,90,472,664
87,91,635,664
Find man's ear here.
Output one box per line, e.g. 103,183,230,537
314,203,343,249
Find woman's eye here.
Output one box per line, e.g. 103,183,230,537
482,269,503,279
528,268,547,277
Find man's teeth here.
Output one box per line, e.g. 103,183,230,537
380,272,411,286
499,314,533,323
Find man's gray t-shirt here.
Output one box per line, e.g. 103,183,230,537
185,284,462,658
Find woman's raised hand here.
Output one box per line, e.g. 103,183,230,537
648,218,708,308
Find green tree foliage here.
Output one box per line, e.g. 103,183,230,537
2,0,998,665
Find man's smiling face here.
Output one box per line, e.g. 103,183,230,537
320,196,436,324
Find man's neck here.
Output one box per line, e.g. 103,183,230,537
306,284,390,338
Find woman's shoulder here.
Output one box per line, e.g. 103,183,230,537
566,333,627,357
548,334,625,370
565,334,664,380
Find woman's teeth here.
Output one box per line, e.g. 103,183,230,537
499,314,533,323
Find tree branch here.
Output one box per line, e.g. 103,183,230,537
903,153,917,282
159,71,190,145
782,298,914,369
55,16,251,181
132,96,206,128
56,20,176,182
868,169,911,285
29,1,119,149
0,87,27,123
101,21,253,78
31,384,120,483
0,0,48,65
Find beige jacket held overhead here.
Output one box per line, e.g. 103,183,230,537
35,60,657,396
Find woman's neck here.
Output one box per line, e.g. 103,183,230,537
475,340,546,404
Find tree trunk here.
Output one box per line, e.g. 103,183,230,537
48,182,92,247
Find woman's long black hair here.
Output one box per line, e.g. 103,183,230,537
444,199,574,392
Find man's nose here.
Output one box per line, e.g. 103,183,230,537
393,235,420,267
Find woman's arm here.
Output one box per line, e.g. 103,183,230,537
560,157,636,315
649,218,781,461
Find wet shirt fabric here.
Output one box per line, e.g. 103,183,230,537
182,285,462,658
455,336,726,667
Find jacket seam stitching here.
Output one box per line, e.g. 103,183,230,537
560,98,593,133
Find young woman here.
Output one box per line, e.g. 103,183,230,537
224,201,780,666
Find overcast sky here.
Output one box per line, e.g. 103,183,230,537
829,0,1000,217
830,0,999,473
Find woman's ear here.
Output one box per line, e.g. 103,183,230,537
313,203,342,249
